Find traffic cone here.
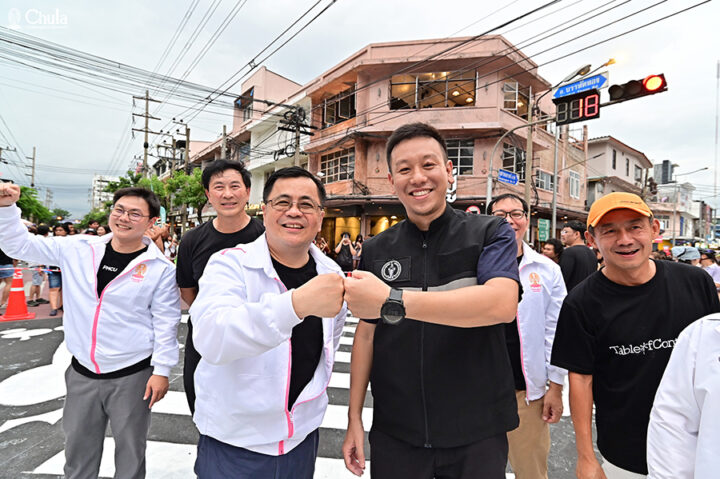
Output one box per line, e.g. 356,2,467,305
0,268,36,321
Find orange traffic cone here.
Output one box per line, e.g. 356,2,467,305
0,268,36,321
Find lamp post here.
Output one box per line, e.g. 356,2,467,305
672,167,708,245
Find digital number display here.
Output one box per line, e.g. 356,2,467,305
552,89,601,126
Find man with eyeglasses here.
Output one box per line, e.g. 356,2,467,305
487,193,567,479
0,183,180,479
175,159,264,413
188,166,347,478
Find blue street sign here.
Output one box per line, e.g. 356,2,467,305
498,169,519,185
553,72,609,99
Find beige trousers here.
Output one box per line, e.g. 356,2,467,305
507,390,550,479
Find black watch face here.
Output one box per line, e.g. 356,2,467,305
381,302,405,325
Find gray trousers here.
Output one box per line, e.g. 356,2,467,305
63,365,153,479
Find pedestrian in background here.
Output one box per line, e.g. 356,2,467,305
559,220,597,291
488,193,567,479
48,223,69,316
542,238,563,264
551,192,720,478
0,246,15,309
27,224,50,307
334,232,356,272
672,246,701,266
699,249,720,291
352,234,363,269
97,225,109,236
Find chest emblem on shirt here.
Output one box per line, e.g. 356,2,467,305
131,263,147,283
381,260,402,281
528,272,542,292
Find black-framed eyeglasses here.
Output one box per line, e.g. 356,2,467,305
267,197,322,214
492,209,526,220
110,206,150,222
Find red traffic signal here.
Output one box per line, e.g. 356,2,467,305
608,74,667,103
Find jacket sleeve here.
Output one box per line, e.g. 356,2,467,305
646,321,701,479
190,251,303,364
0,205,63,266
332,292,348,353
545,264,568,385
149,262,182,377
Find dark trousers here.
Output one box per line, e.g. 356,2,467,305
183,319,201,414
369,429,508,479
194,429,320,479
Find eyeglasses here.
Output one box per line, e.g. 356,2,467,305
267,197,322,214
110,206,149,222
492,209,526,220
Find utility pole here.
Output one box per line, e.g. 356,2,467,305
524,87,533,242
28,146,36,187
132,90,161,177
173,119,192,233
278,107,316,168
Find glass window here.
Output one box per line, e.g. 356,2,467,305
502,143,525,182
320,147,355,184
447,139,474,175
535,170,555,190
237,87,254,121
390,71,475,110
322,86,356,128
626,158,630,176
569,170,581,199
612,149,617,169
502,81,529,119
634,165,643,182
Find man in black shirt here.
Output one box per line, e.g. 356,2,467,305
560,219,597,291
176,159,264,412
342,123,520,479
551,192,720,478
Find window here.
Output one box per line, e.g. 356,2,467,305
656,215,670,230
237,141,250,162
446,139,474,175
237,87,254,121
569,170,581,199
612,149,617,169
634,165,643,182
503,81,530,119
626,158,630,176
502,144,525,181
535,170,555,190
390,71,475,110
320,147,355,183
322,87,356,127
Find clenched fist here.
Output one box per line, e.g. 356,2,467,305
292,273,345,318
0,183,21,207
343,270,391,319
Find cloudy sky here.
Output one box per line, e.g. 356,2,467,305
0,0,717,217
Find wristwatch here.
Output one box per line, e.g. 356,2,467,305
380,288,405,325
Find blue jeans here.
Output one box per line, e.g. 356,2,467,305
195,429,319,479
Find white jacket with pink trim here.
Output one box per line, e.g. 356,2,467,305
0,205,181,377
190,233,347,456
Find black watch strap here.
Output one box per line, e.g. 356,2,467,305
388,287,403,302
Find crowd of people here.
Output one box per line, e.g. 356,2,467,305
0,122,718,479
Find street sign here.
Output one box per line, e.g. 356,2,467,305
538,218,550,242
553,72,608,99
466,205,482,214
498,169,519,185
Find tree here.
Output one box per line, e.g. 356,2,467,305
50,208,71,225
17,187,52,223
103,170,143,194
79,208,109,228
166,169,207,224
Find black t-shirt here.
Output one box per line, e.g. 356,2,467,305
271,255,323,410
505,256,526,391
96,242,148,297
176,218,264,289
335,243,353,271
551,260,720,474
0,247,13,265
559,244,597,292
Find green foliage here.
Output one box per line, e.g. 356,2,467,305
79,208,109,228
137,175,168,207
17,187,52,223
166,168,207,224
103,170,143,194
50,208,71,225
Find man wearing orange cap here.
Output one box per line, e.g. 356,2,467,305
551,192,720,479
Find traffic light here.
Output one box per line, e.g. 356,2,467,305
608,74,667,104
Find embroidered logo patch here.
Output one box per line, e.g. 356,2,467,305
381,260,402,281
529,272,542,292
131,263,147,283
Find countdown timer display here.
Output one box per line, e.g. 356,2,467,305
552,89,600,126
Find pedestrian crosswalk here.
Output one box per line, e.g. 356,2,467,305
19,314,546,477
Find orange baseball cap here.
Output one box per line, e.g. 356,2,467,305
587,192,653,228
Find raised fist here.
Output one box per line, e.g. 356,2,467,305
0,183,21,207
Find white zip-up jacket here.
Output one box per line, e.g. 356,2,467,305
190,234,347,456
0,205,180,377
517,243,567,401
647,314,720,479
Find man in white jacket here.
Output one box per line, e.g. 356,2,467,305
647,313,720,479
0,183,180,479
488,193,567,479
189,166,346,479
